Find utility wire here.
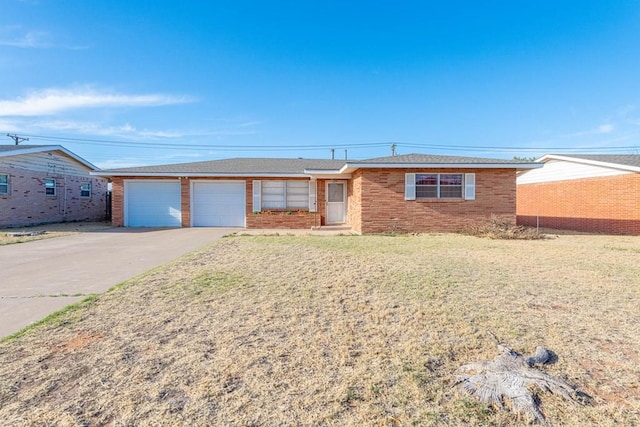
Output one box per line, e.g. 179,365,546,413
14,133,640,154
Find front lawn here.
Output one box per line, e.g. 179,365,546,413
0,233,638,425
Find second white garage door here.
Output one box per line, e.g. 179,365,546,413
191,181,245,227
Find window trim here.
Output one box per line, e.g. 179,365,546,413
405,172,475,201
0,174,8,195
80,182,92,198
44,178,57,196
416,173,463,199
252,180,313,211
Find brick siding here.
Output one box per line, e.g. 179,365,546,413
517,174,640,235
0,169,108,227
111,170,517,232
355,168,516,234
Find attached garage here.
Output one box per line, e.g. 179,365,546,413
124,180,182,227
191,181,245,227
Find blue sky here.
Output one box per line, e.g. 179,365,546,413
1,1,640,168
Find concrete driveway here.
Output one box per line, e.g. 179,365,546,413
0,227,236,338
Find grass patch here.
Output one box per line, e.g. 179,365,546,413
0,233,638,425
0,221,113,245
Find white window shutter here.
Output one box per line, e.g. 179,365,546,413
405,173,416,200
308,180,317,212
252,180,262,212
464,173,476,200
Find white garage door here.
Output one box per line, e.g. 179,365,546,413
192,181,245,227
125,181,182,227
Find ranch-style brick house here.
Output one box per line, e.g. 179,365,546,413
517,154,640,235
93,153,541,234
0,145,109,228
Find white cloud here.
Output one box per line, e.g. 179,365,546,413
0,87,195,116
0,25,87,49
563,123,615,138
596,124,614,134
0,25,51,48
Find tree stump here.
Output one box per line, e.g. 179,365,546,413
454,332,589,424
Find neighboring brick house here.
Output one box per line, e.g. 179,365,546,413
93,154,540,234
517,154,640,235
0,145,109,227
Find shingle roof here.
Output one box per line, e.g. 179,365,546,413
0,144,50,153
355,153,526,164
99,157,348,175
549,154,640,169
96,152,539,176
0,144,99,170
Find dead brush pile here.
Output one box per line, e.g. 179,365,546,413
464,216,544,240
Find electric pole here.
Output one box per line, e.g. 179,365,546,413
391,143,396,156
6,134,29,145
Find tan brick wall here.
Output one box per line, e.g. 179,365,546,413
0,168,108,227
517,174,640,235
356,168,516,234
347,171,363,233
246,210,319,228
111,177,124,226
181,178,191,227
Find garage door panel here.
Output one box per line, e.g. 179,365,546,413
126,181,182,227
192,182,245,227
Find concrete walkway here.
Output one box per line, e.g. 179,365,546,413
0,227,236,338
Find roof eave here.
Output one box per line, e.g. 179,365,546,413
340,162,543,173
91,171,317,178
540,154,640,173
0,145,99,170
304,169,352,179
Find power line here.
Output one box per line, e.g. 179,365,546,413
12,133,640,154
6,134,29,145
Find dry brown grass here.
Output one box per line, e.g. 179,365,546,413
0,221,113,245
0,233,639,426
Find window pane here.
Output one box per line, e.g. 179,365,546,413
416,174,437,185
0,175,7,195
286,181,308,209
440,174,462,186
45,179,56,196
81,182,91,198
439,186,462,198
416,186,437,198
440,174,462,198
328,183,344,202
262,181,285,209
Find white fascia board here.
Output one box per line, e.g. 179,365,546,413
539,154,640,173
90,171,314,178
340,162,543,173
303,169,352,179
0,145,99,170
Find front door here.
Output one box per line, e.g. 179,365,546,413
326,181,346,224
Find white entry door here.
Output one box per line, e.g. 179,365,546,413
326,181,346,224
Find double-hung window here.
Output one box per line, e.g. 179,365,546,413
416,173,463,199
406,173,475,200
0,174,8,195
80,182,91,198
44,178,56,196
253,180,317,212
261,180,309,209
